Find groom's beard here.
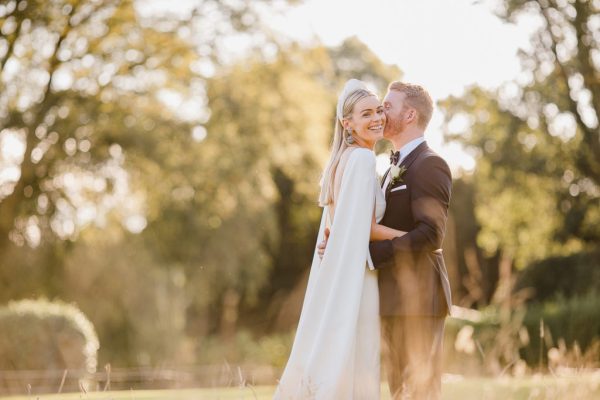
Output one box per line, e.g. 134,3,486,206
384,114,408,141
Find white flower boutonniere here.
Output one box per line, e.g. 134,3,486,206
389,165,407,187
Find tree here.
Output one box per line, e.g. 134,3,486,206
441,0,599,268
0,0,302,365
498,0,599,184
493,0,600,247
0,0,300,250
439,0,599,308
0,0,182,251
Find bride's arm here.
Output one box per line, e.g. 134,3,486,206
370,214,405,241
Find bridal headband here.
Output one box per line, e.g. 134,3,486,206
336,79,369,123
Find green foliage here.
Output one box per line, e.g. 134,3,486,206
196,330,295,369
0,0,319,367
325,36,402,93
446,176,501,307
0,298,98,371
495,0,600,182
446,307,529,375
515,250,600,302
0,0,199,246
447,293,600,373
441,88,581,267
61,233,192,367
440,0,600,270
521,291,600,366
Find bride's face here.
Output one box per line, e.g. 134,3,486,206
345,95,385,148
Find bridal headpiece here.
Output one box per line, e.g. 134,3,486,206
336,79,369,123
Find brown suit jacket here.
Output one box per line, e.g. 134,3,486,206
370,142,453,317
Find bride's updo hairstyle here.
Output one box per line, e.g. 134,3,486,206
319,79,376,207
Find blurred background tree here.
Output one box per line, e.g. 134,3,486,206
437,0,599,372
440,0,599,306
0,0,308,366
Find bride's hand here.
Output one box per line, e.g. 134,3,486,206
317,228,330,259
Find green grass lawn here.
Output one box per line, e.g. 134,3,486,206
1,374,599,400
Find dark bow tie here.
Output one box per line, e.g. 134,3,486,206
389,150,400,165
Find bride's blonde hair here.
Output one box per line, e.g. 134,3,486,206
319,86,375,207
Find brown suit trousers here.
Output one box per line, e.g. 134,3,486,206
381,316,445,400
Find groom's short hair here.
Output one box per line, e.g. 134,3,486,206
388,81,433,129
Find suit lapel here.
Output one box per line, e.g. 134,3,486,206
399,141,428,171
381,167,391,189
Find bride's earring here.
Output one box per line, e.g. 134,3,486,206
345,128,355,145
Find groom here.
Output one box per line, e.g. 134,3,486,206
319,81,452,400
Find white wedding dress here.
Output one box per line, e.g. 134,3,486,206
274,148,386,399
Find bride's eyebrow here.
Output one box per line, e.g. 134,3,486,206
360,105,384,114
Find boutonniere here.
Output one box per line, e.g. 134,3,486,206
389,165,407,187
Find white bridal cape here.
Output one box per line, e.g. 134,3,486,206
274,148,385,400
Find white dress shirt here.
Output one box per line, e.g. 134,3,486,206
398,136,426,164
382,136,426,192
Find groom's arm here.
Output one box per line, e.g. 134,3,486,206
369,155,452,269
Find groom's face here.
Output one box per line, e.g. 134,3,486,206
382,90,408,139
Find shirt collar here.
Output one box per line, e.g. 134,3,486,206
398,136,425,164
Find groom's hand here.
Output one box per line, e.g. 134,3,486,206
317,228,330,259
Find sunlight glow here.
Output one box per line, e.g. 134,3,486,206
265,0,542,172
0,130,25,163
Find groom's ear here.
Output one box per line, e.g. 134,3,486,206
406,108,417,124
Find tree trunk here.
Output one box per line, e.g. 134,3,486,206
219,288,240,342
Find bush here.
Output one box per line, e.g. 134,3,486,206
0,298,99,372
196,330,294,369
515,250,600,302
444,308,527,376
445,293,600,375
520,291,600,366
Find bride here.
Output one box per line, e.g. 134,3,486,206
274,79,405,399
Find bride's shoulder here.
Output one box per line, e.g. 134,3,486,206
346,147,376,168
